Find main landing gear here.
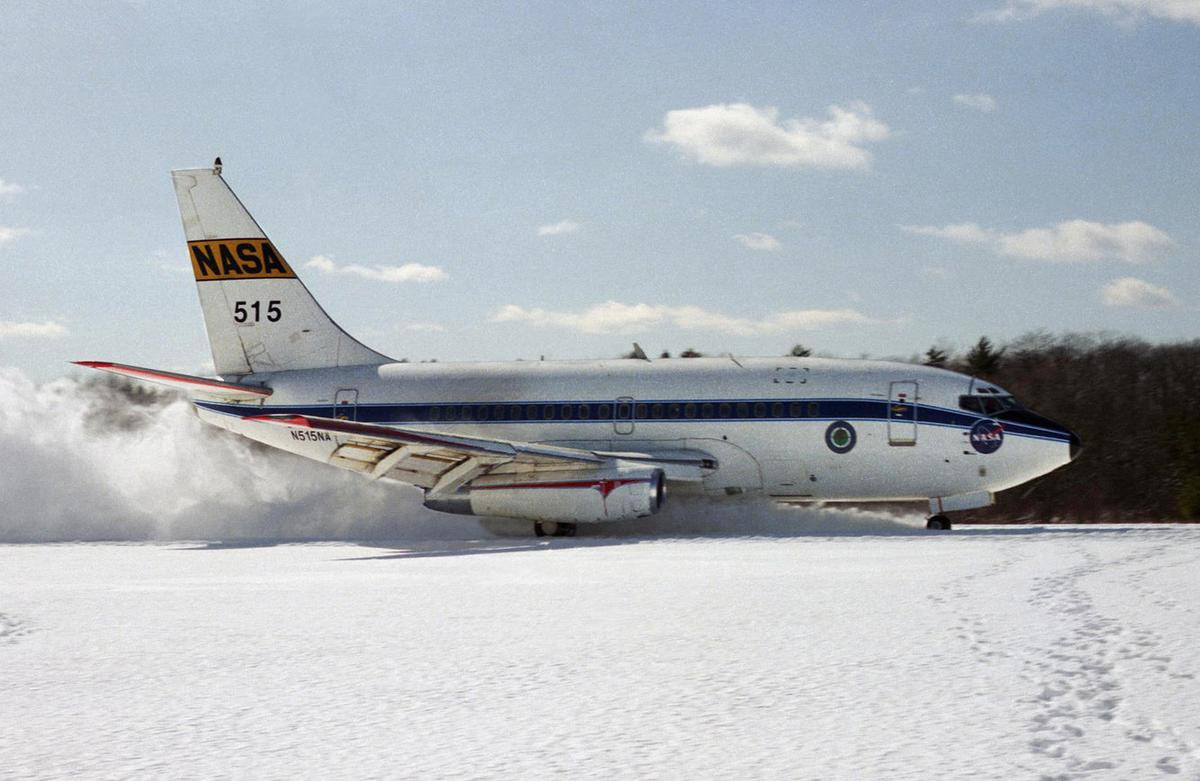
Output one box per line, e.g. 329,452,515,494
534,521,577,537
926,515,952,531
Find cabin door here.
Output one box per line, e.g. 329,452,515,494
333,388,359,421
614,396,635,435
887,381,917,445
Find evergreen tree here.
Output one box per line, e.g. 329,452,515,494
789,344,812,357
965,336,1004,376
923,346,949,367
680,348,703,358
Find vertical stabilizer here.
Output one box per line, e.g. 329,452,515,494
171,163,390,376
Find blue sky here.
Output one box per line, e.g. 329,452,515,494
1,1,1197,380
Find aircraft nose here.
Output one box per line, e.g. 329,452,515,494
1069,430,1082,461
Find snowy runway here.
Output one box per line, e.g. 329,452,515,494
2,527,1199,779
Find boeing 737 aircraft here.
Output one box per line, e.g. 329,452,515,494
78,160,1080,535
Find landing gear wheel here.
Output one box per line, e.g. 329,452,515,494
926,515,952,531
534,522,577,537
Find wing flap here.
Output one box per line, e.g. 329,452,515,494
247,413,715,490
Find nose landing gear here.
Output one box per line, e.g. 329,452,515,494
926,515,952,531
534,521,577,537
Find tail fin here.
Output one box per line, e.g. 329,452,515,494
171,162,390,376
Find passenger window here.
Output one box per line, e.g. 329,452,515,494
493,404,506,420
543,404,556,420
597,404,612,419
509,405,522,420
719,402,732,418
789,401,803,417
754,402,767,417
808,402,820,417
477,406,491,421
736,402,750,418
651,403,664,418
429,406,442,421
617,403,631,418
701,402,714,418
684,403,697,419
635,403,648,418
668,402,682,418
445,406,459,421
561,404,574,420
578,404,591,419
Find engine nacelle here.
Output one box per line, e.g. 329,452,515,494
425,466,666,523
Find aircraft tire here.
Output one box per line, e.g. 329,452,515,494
926,515,952,531
534,521,576,537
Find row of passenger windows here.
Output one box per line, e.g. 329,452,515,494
424,401,822,422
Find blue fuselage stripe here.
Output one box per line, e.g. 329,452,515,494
194,397,1072,444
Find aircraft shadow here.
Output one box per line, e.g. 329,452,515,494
170,522,1177,558
338,522,1167,560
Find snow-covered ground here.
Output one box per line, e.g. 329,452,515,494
2,527,1199,779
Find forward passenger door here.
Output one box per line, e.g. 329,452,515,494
887,381,917,446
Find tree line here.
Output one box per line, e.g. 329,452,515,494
942,333,1200,523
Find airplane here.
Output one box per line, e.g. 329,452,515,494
77,160,1081,536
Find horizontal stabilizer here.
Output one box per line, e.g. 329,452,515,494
73,361,272,402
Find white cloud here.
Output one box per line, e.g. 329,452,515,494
953,93,998,112
0,320,68,340
900,219,1172,262
0,226,31,245
305,255,447,283
537,220,580,236
733,232,781,251
492,301,875,336
1100,277,1178,307
978,0,1200,26
0,178,24,200
644,102,890,170
901,222,994,243
404,322,446,333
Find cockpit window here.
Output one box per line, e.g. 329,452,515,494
959,394,1020,415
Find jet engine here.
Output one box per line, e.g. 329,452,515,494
425,466,665,523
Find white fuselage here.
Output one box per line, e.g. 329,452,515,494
194,355,1076,507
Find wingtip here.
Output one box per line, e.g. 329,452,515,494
72,360,111,369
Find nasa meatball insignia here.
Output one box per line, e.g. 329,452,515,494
969,418,1005,454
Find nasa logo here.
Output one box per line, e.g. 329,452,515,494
189,239,296,281
969,418,1005,454
825,420,857,454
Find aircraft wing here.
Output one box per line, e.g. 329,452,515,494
74,361,272,402
249,413,713,494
